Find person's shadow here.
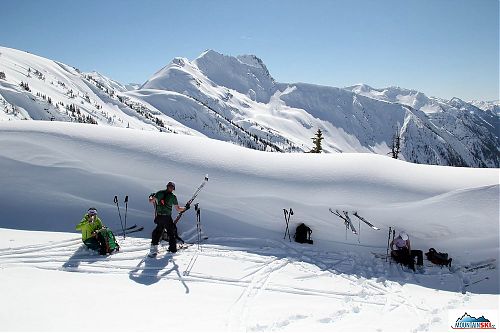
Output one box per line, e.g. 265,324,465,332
129,254,190,293
62,245,99,270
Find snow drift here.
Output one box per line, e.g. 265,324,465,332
0,119,498,331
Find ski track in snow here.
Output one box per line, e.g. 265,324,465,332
0,234,495,331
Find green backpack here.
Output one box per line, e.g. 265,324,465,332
96,228,120,255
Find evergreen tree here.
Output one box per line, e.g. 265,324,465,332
388,129,401,159
309,129,324,153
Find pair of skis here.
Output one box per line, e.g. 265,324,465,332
329,209,380,235
115,224,144,236
173,175,209,225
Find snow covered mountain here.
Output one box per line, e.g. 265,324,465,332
0,121,498,331
137,51,499,167
1,46,498,167
346,84,500,167
0,46,198,135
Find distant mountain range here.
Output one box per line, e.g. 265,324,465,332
0,46,498,167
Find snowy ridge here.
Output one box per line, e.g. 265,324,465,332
0,121,498,331
84,70,139,93
136,51,500,166
0,46,199,135
1,46,499,166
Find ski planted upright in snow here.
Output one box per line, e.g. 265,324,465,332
353,212,380,230
329,209,357,235
342,211,358,235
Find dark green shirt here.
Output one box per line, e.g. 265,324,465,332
154,190,178,216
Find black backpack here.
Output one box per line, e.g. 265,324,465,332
294,223,313,244
425,248,452,267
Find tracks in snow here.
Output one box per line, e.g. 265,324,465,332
0,234,491,331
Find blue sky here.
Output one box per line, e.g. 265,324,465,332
1,0,498,100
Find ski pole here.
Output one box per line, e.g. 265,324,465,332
286,208,293,241
113,195,125,236
195,203,202,251
358,216,361,243
288,209,292,241
386,227,391,262
391,228,395,265
283,209,290,240
124,195,129,239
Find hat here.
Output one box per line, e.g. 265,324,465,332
87,208,98,216
399,231,409,241
166,181,176,190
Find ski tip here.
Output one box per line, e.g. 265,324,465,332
205,174,209,181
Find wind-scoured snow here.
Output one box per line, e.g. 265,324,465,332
0,121,498,331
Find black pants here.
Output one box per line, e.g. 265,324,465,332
411,250,424,266
151,215,177,252
83,230,108,254
392,249,424,270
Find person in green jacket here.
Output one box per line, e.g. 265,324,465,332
148,181,189,256
76,207,106,252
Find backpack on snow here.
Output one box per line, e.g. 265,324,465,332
96,228,120,255
425,248,452,267
294,223,313,244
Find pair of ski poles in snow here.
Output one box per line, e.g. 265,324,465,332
114,195,128,239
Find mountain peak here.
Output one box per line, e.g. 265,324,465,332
192,49,276,102
195,49,224,62
346,83,378,93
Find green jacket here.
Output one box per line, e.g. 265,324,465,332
76,214,103,241
153,190,178,216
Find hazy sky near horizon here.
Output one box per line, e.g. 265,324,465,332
1,0,498,101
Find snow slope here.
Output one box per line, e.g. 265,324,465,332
0,121,498,331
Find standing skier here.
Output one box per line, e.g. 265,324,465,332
390,231,423,271
148,181,189,256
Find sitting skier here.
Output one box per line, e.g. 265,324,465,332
390,231,423,271
76,208,119,255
